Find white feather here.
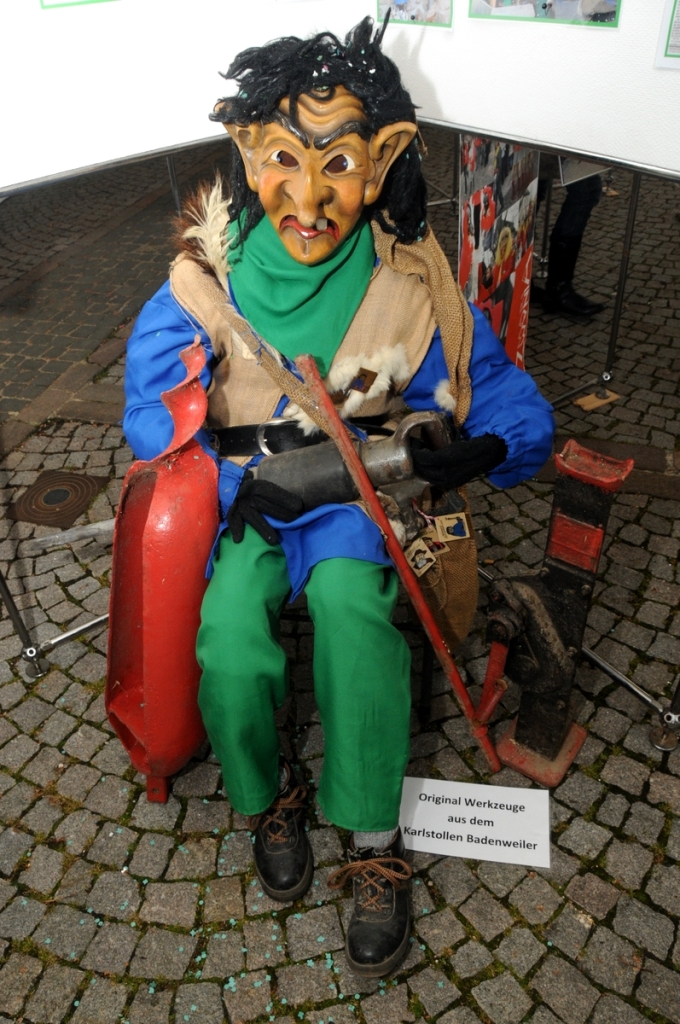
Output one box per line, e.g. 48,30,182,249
182,179,230,293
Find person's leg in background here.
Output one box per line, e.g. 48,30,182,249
304,556,414,977
544,173,606,316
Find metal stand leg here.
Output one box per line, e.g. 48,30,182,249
166,155,182,216
418,635,434,726
536,177,553,280
0,568,50,677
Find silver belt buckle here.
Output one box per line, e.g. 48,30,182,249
256,418,289,457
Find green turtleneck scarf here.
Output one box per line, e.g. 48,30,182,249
228,213,375,376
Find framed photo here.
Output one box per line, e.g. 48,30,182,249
378,0,453,29
469,0,621,26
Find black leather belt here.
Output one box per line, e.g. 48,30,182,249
211,419,325,457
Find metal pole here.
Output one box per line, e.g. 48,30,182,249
40,613,109,654
537,177,553,280
0,568,33,648
166,155,182,216
601,171,642,382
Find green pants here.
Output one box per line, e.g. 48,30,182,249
196,528,412,831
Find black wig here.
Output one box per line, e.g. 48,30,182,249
210,16,427,247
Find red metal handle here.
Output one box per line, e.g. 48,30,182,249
159,338,209,457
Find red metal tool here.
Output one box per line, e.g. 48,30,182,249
296,355,502,773
106,340,218,802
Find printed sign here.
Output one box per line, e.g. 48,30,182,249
458,136,539,368
469,0,620,26
400,776,550,867
378,0,453,28
656,0,680,69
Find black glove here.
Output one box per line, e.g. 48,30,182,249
411,433,508,491
227,472,304,545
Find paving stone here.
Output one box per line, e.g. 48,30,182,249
287,905,344,960
243,917,287,970
54,810,100,854
24,964,84,1024
590,993,647,1024
276,962,338,1005
614,893,674,959
438,1009,482,1024
0,734,39,770
87,870,140,921
22,746,64,787
308,827,343,864
130,793,181,831
36,710,78,747
409,965,460,1016
203,876,244,922
472,972,532,1024
565,873,619,919
91,738,131,776
21,796,64,836
429,858,478,906
0,826,33,874
0,879,15,911
175,983,225,1024
605,840,653,891
84,775,132,818
202,930,244,979
495,928,545,976
55,860,95,906
509,875,562,925
531,956,599,1024
217,831,254,876
361,984,414,1024
0,682,26,711
589,707,631,744
637,958,680,1024
56,683,92,717
476,861,526,899
307,1007,354,1024
81,922,139,974
129,987,173,1024
554,773,604,813
535,844,580,886
19,844,64,895
623,801,665,845
599,755,650,796
0,895,46,938
645,862,680,915
582,926,641,995
70,978,128,1024
450,940,493,979
416,907,465,954
648,770,680,813
70,652,107,683
130,927,198,980
0,780,37,822
0,953,43,1017
545,904,592,959
166,838,217,879
222,968,271,1024
128,832,175,879
173,762,222,798
182,798,231,834
139,881,198,929
63,724,107,761
596,792,629,828
412,877,437,919
8,697,54,734
33,904,98,960
459,889,512,941
559,818,611,859
87,822,137,867
35,671,71,703
432,745,476,781
57,764,100,802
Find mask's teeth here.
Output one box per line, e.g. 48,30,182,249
315,218,328,231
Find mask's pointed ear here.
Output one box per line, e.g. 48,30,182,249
214,103,264,193
364,122,418,206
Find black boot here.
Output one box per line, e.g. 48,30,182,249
328,829,412,977
251,763,313,902
543,281,606,317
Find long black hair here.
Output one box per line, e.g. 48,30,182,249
210,16,427,247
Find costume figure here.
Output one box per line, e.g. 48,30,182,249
123,17,554,977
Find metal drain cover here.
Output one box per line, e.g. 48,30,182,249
8,470,108,530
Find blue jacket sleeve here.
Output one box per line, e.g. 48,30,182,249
402,306,555,488
123,280,245,516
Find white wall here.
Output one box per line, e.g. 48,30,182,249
2,0,678,193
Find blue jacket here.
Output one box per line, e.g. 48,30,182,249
124,279,554,597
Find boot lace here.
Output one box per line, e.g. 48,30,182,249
327,856,412,913
250,784,308,844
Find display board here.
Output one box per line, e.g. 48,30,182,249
2,0,679,194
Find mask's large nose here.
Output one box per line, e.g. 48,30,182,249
285,169,333,227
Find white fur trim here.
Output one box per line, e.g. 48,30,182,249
182,179,230,293
328,344,411,418
434,379,457,413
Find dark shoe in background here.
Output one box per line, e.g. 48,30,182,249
252,763,313,901
543,281,606,317
328,828,412,977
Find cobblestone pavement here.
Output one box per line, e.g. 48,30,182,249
0,128,677,1024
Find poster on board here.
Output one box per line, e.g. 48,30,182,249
469,0,620,25
378,0,453,28
458,137,539,370
656,0,680,68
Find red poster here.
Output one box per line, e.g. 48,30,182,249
458,137,539,369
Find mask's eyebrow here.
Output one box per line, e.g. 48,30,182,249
313,120,372,150
269,109,310,147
